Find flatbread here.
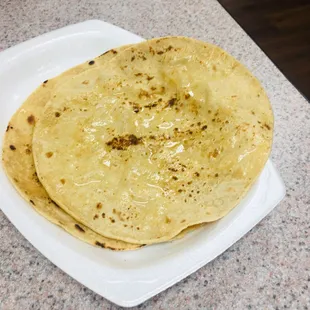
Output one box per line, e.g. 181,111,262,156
2,46,142,250
33,37,273,245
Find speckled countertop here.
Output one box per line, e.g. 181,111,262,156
0,0,309,309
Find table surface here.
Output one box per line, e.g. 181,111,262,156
0,0,309,309
218,0,310,101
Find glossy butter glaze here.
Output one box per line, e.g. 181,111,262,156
33,38,273,244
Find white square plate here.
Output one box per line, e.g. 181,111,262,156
0,20,286,307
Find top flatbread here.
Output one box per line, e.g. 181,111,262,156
32,37,273,245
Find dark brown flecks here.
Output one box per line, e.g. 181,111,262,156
30,200,35,205
88,60,95,65
100,50,111,56
168,167,178,172
95,241,106,248
55,112,61,117
151,86,156,91
144,103,157,109
60,179,66,184
215,173,219,177
111,49,117,54
165,216,171,223
157,51,164,55
43,80,48,84
25,148,31,155
75,224,85,233
133,105,141,113
201,125,208,130
135,73,142,77
178,189,183,193
106,134,142,150
147,75,154,81
187,181,192,185
96,202,102,209
102,213,106,218
9,145,16,151
82,80,89,85
93,214,99,220
172,176,178,180
46,152,53,158
131,56,135,61
181,219,186,223
194,172,200,177
264,123,271,130
212,118,215,122
27,115,35,125
142,56,147,61
167,98,176,107
13,178,18,183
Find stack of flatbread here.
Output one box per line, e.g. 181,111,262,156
2,37,273,250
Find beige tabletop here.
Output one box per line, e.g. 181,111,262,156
0,0,309,309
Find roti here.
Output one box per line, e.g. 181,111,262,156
32,36,273,245
2,46,142,250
